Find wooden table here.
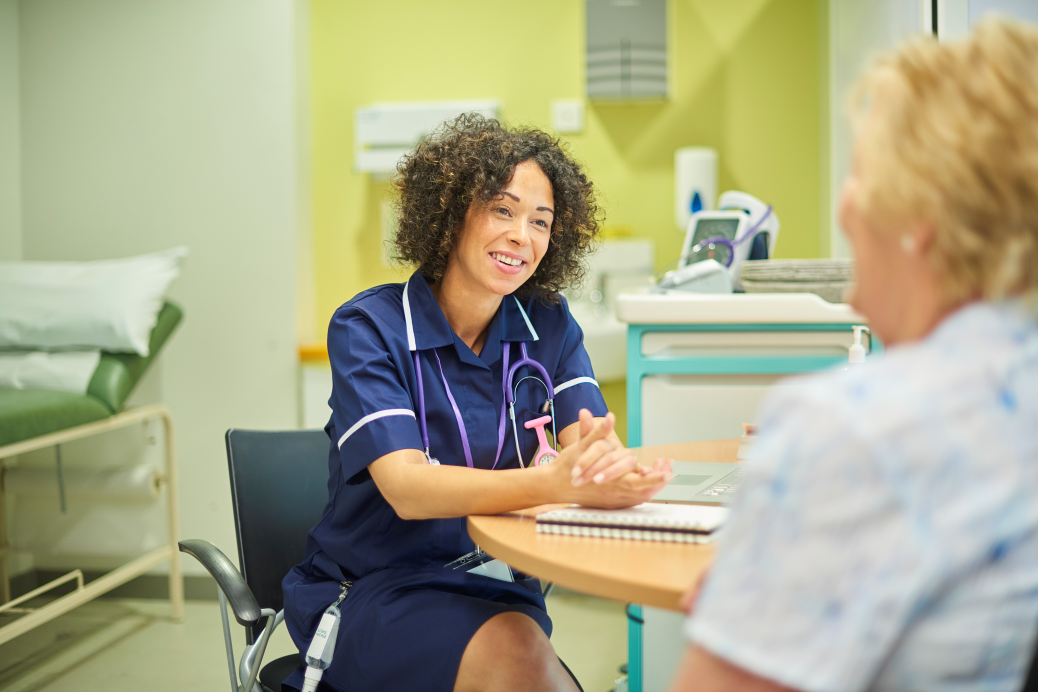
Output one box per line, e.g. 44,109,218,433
467,438,739,612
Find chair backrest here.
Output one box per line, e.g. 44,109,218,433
225,428,330,642
1022,647,1038,692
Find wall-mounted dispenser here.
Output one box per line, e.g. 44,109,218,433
674,147,717,231
354,101,500,175
586,0,667,100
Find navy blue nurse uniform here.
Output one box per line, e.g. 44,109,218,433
281,271,608,692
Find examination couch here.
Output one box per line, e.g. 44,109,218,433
0,301,184,644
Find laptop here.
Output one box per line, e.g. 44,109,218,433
652,461,744,505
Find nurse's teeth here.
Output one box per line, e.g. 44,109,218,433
492,253,523,266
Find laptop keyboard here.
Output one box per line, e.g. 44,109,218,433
695,466,744,500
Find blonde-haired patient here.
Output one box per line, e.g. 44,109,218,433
670,18,1038,692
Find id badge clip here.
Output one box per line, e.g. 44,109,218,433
445,547,514,583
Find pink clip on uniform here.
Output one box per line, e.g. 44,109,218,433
524,415,558,467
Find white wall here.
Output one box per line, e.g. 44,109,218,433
17,0,301,576
953,0,1038,38
828,0,921,257
294,0,316,346
967,0,1038,25
0,0,20,261
827,0,1038,257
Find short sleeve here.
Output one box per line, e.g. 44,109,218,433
685,385,928,692
551,301,608,431
328,307,424,481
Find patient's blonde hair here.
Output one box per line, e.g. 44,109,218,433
850,18,1038,302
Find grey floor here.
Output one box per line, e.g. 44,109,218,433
0,590,627,691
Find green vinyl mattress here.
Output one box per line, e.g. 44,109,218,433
0,302,182,449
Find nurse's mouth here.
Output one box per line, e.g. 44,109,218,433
490,252,525,274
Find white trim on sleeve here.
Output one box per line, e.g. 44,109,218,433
513,297,539,341
402,282,417,351
337,408,416,449
554,376,599,394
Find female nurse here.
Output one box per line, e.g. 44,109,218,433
282,114,673,692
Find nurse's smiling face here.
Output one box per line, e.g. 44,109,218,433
448,159,555,298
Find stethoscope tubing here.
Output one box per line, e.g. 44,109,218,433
413,340,556,470
505,342,555,401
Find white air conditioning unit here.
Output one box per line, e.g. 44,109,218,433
354,100,501,174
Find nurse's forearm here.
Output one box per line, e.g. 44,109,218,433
368,449,569,520
369,412,666,519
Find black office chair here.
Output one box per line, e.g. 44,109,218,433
179,428,329,692
1022,646,1038,692
182,428,585,692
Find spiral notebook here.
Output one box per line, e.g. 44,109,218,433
535,503,728,543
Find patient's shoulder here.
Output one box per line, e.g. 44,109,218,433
753,304,1038,511
765,302,1038,440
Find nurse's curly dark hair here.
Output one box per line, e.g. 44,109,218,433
392,113,601,301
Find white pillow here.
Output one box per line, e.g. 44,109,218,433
0,247,187,356
0,350,101,394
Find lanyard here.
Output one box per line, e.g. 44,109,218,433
413,343,512,470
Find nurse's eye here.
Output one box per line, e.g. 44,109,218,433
532,219,550,230
495,206,512,217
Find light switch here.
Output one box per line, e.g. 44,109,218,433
551,100,585,134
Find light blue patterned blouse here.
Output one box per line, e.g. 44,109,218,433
686,300,1038,692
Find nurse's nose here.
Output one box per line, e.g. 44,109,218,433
506,215,531,247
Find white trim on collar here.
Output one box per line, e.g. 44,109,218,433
513,297,539,341
402,281,417,351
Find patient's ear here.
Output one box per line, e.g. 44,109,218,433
912,219,937,255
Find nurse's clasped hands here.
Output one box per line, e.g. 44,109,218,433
549,409,673,509
369,408,672,522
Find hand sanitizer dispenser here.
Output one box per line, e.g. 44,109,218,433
848,326,870,365
674,147,717,231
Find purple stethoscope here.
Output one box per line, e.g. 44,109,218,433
412,341,559,470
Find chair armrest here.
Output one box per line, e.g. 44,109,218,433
178,539,262,627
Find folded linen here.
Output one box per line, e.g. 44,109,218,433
0,349,101,394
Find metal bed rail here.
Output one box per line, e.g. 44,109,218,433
0,403,183,645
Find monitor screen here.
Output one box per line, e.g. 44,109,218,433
685,216,741,267
691,217,740,247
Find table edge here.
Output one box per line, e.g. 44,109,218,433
467,515,697,611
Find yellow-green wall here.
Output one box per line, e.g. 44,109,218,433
309,0,826,441
310,0,825,327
